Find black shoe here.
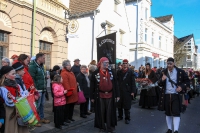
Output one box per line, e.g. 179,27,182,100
56,126,65,130
69,118,75,121
166,129,172,133
65,120,71,123
108,130,116,133
99,129,107,132
174,131,178,133
62,122,68,126
80,115,87,118
142,106,145,108
86,112,92,115
118,117,123,121
125,120,130,124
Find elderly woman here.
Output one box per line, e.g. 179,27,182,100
61,60,78,123
76,65,90,118
1,57,10,67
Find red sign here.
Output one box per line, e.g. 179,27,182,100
152,53,159,58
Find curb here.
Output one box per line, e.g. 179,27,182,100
39,98,139,133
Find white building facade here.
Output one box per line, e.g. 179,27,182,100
126,0,174,69
66,0,130,65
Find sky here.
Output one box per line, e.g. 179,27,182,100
151,0,200,52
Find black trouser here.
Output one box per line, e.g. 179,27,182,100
100,98,114,132
65,103,75,120
165,94,180,116
80,98,89,116
118,108,130,120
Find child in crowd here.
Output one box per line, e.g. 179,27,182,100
0,66,29,133
12,62,29,95
52,75,68,129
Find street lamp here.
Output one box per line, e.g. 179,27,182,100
135,0,139,69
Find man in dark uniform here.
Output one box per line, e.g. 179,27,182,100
90,57,119,133
117,59,136,124
157,57,190,133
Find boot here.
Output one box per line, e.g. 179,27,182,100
166,129,172,133
174,131,178,133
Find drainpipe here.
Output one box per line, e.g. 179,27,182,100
91,11,95,61
31,0,36,56
91,10,99,60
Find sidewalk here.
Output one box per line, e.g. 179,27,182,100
31,89,139,133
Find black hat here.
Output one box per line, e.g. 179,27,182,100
167,57,174,62
52,65,60,71
145,63,151,66
12,62,24,71
0,66,14,78
74,58,80,62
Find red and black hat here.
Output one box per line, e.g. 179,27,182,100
123,59,129,63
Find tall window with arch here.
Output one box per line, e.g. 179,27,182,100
0,31,9,67
145,8,148,20
159,36,161,48
151,32,154,45
145,28,148,42
39,41,52,70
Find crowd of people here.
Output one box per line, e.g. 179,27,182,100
0,53,198,133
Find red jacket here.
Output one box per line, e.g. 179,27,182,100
52,83,66,106
61,69,78,104
22,66,35,90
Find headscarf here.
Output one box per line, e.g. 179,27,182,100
97,57,109,68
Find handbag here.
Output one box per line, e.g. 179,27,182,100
76,86,86,105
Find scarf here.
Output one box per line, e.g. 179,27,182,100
84,73,90,88
4,79,18,88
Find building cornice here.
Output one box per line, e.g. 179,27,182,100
9,0,68,25
149,17,172,33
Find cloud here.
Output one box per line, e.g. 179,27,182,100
159,0,198,7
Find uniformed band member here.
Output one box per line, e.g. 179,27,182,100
90,57,119,133
117,59,136,124
157,57,190,133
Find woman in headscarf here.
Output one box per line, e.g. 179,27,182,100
139,63,158,109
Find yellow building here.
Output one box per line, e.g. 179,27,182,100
0,0,69,69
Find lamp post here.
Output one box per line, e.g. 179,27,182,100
135,0,139,69
30,0,36,56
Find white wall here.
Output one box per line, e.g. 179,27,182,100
126,0,174,69
67,0,130,65
68,16,93,65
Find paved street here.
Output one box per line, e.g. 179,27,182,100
56,96,200,133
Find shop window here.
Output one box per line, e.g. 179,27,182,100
39,41,52,70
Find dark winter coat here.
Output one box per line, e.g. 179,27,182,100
90,68,119,129
71,65,81,77
157,66,190,111
0,98,5,132
76,73,90,98
117,68,136,109
15,74,26,91
29,60,47,91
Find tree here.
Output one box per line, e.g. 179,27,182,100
174,40,187,67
